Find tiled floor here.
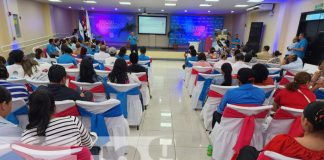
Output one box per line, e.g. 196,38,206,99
125,60,212,160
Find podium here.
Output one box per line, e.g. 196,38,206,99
189,41,200,51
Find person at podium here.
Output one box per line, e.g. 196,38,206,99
128,32,139,54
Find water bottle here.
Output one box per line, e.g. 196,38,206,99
207,144,213,157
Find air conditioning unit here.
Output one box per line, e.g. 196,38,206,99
247,4,274,12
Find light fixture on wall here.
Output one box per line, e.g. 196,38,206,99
231,10,235,13
165,3,176,6
200,4,212,7
68,6,72,9
208,10,211,13
83,0,97,4
119,2,131,5
161,9,165,12
48,0,62,2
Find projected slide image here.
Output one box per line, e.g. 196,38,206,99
138,16,167,34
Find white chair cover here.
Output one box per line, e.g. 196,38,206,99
184,67,192,88
260,151,301,160
211,104,272,160
254,85,275,105
258,60,268,64
11,98,28,129
138,60,150,65
26,79,49,88
70,81,106,102
56,63,75,69
133,72,150,106
188,66,212,96
191,74,221,110
201,85,238,131
286,69,305,76
55,100,76,114
104,64,114,71
95,70,110,78
303,63,318,74
6,78,27,85
76,99,129,156
266,63,280,68
264,106,303,145
268,68,281,75
106,82,143,126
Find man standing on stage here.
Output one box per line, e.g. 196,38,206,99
128,32,138,54
231,34,241,49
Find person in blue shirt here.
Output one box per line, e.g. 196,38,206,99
116,47,130,60
139,47,150,61
46,39,59,58
212,68,266,128
185,48,198,67
231,34,241,49
57,47,77,65
128,32,138,54
291,33,308,59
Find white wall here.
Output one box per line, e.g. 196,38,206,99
50,5,78,35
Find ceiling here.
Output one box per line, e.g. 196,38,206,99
34,0,283,14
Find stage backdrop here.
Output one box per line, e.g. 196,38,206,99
88,12,136,43
169,15,224,45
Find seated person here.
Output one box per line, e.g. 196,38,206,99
193,53,211,67
256,45,272,60
34,48,51,64
212,68,265,127
232,53,250,74
252,63,274,86
73,43,81,56
309,60,324,92
213,53,231,69
273,72,316,110
38,65,92,101
57,47,77,65
46,39,59,58
237,101,324,160
0,86,22,145
267,50,282,64
6,49,25,78
185,48,197,67
0,56,6,66
281,54,303,70
116,47,130,60
21,90,94,148
22,58,49,81
93,45,110,63
105,47,117,65
78,58,102,83
212,63,237,86
139,47,150,61
127,53,147,73
108,59,140,85
0,65,29,101
207,47,217,59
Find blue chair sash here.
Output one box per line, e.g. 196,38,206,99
269,70,281,75
212,70,220,74
29,83,38,91
265,91,272,98
315,89,324,99
197,75,213,107
6,105,28,125
102,77,140,118
0,151,24,160
78,104,123,145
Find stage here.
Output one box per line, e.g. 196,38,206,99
140,49,184,61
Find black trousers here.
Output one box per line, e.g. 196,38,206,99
236,146,260,160
130,44,138,54
212,111,223,128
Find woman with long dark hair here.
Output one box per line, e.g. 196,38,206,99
252,63,274,86
21,90,94,148
79,58,101,83
108,59,140,84
116,47,130,60
221,63,233,86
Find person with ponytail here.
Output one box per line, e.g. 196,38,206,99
21,90,94,148
273,72,316,111
212,63,237,86
237,101,324,160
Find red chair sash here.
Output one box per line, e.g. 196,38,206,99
285,71,294,76
68,65,78,69
279,77,290,85
43,48,47,58
104,67,111,71
138,75,148,82
273,108,304,137
193,70,212,85
150,58,153,63
68,76,77,90
53,105,80,118
223,107,268,159
89,85,105,93
207,90,223,98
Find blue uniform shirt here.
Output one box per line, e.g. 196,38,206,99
139,54,150,61
116,55,130,61
231,38,241,49
185,56,197,67
46,43,57,55
57,54,77,65
128,35,138,45
294,38,308,59
217,84,266,114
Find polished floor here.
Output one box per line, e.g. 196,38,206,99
124,60,211,160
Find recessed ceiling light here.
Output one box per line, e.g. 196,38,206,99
235,4,249,7
114,8,118,11
247,0,264,2
206,0,219,1
165,3,176,6
161,9,165,12
200,4,212,7
138,8,141,11
208,10,211,13
91,7,95,10
83,0,96,3
184,10,187,12
68,6,72,9
119,1,131,5
49,0,62,2
231,10,235,13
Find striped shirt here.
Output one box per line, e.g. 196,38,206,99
0,80,29,101
21,116,93,148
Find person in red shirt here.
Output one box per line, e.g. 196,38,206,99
273,72,316,110
236,101,324,160
252,63,274,86
193,53,211,67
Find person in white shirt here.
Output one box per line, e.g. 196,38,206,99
105,47,117,65
22,59,49,81
6,50,25,78
93,45,110,63
232,53,250,74
213,52,231,70
281,54,303,70
0,86,22,146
